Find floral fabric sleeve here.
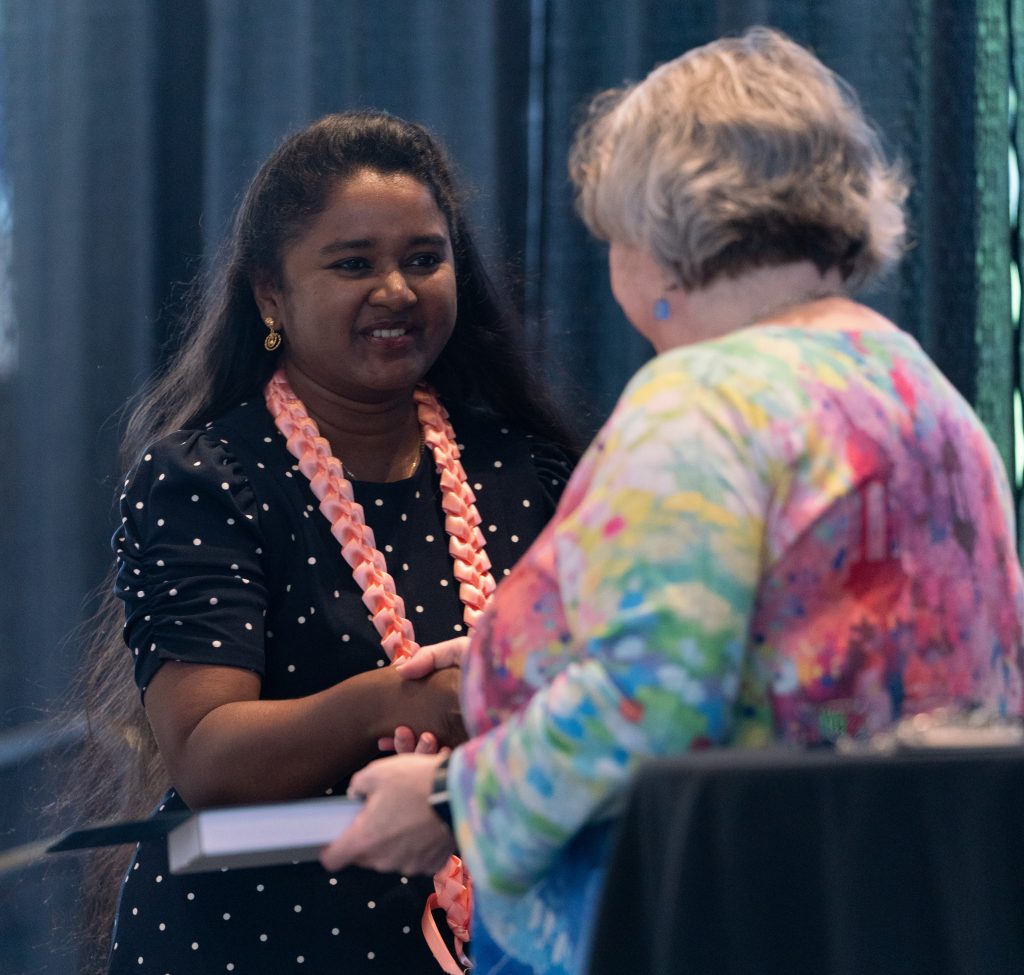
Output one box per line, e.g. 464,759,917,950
450,355,769,896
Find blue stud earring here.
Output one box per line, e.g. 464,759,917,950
653,298,670,320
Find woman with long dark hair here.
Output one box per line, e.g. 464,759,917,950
76,110,578,974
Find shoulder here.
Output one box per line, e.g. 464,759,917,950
577,331,829,502
622,328,811,399
612,327,885,438
118,400,285,537
125,400,275,484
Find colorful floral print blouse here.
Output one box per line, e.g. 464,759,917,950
449,322,1024,974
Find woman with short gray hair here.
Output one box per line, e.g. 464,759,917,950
572,25,906,291
322,28,1024,975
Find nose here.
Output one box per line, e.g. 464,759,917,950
371,268,417,308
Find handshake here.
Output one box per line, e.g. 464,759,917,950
321,636,470,876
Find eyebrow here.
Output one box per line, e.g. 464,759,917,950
318,233,449,256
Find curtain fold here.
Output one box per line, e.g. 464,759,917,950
975,0,1014,474
202,0,533,270
1013,0,1024,548
2,6,159,970
3,0,156,715
534,0,1001,424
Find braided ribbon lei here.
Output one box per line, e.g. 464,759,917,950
264,368,492,973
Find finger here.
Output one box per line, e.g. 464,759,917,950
320,815,365,872
414,732,437,754
393,726,416,754
393,650,437,680
428,636,469,668
396,637,468,680
346,759,382,798
376,736,395,752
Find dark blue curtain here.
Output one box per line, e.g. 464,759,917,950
0,2,1015,972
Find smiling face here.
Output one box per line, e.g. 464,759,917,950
255,169,458,403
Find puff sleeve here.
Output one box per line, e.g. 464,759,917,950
113,429,269,696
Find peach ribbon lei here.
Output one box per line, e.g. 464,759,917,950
265,368,492,972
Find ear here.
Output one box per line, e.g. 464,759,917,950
252,276,285,327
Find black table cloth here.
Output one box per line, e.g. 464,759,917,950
586,747,1024,975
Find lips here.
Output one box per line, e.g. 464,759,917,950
358,320,421,352
360,319,416,339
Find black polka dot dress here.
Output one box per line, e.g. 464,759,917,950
106,397,571,975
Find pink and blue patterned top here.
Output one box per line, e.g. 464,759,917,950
449,323,1024,974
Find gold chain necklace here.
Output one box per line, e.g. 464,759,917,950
341,429,426,482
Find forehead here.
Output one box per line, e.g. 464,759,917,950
305,169,449,242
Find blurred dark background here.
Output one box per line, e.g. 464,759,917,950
1,1,1021,972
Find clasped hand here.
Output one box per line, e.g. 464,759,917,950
378,636,469,752
320,636,468,875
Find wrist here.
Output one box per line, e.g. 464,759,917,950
427,754,454,830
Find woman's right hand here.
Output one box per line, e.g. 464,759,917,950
409,665,467,748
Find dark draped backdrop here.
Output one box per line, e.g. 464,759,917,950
0,2,1019,972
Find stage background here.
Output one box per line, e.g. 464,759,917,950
0,1,1020,972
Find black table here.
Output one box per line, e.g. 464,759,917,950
585,747,1024,975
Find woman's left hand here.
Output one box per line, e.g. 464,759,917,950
321,752,455,875
395,636,469,679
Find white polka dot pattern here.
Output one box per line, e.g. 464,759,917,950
107,395,574,973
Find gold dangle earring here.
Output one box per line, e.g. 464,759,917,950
264,316,282,351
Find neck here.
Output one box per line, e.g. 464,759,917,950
653,262,846,353
282,364,422,482
264,369,496,654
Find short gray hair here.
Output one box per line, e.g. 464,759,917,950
570,27,907,290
